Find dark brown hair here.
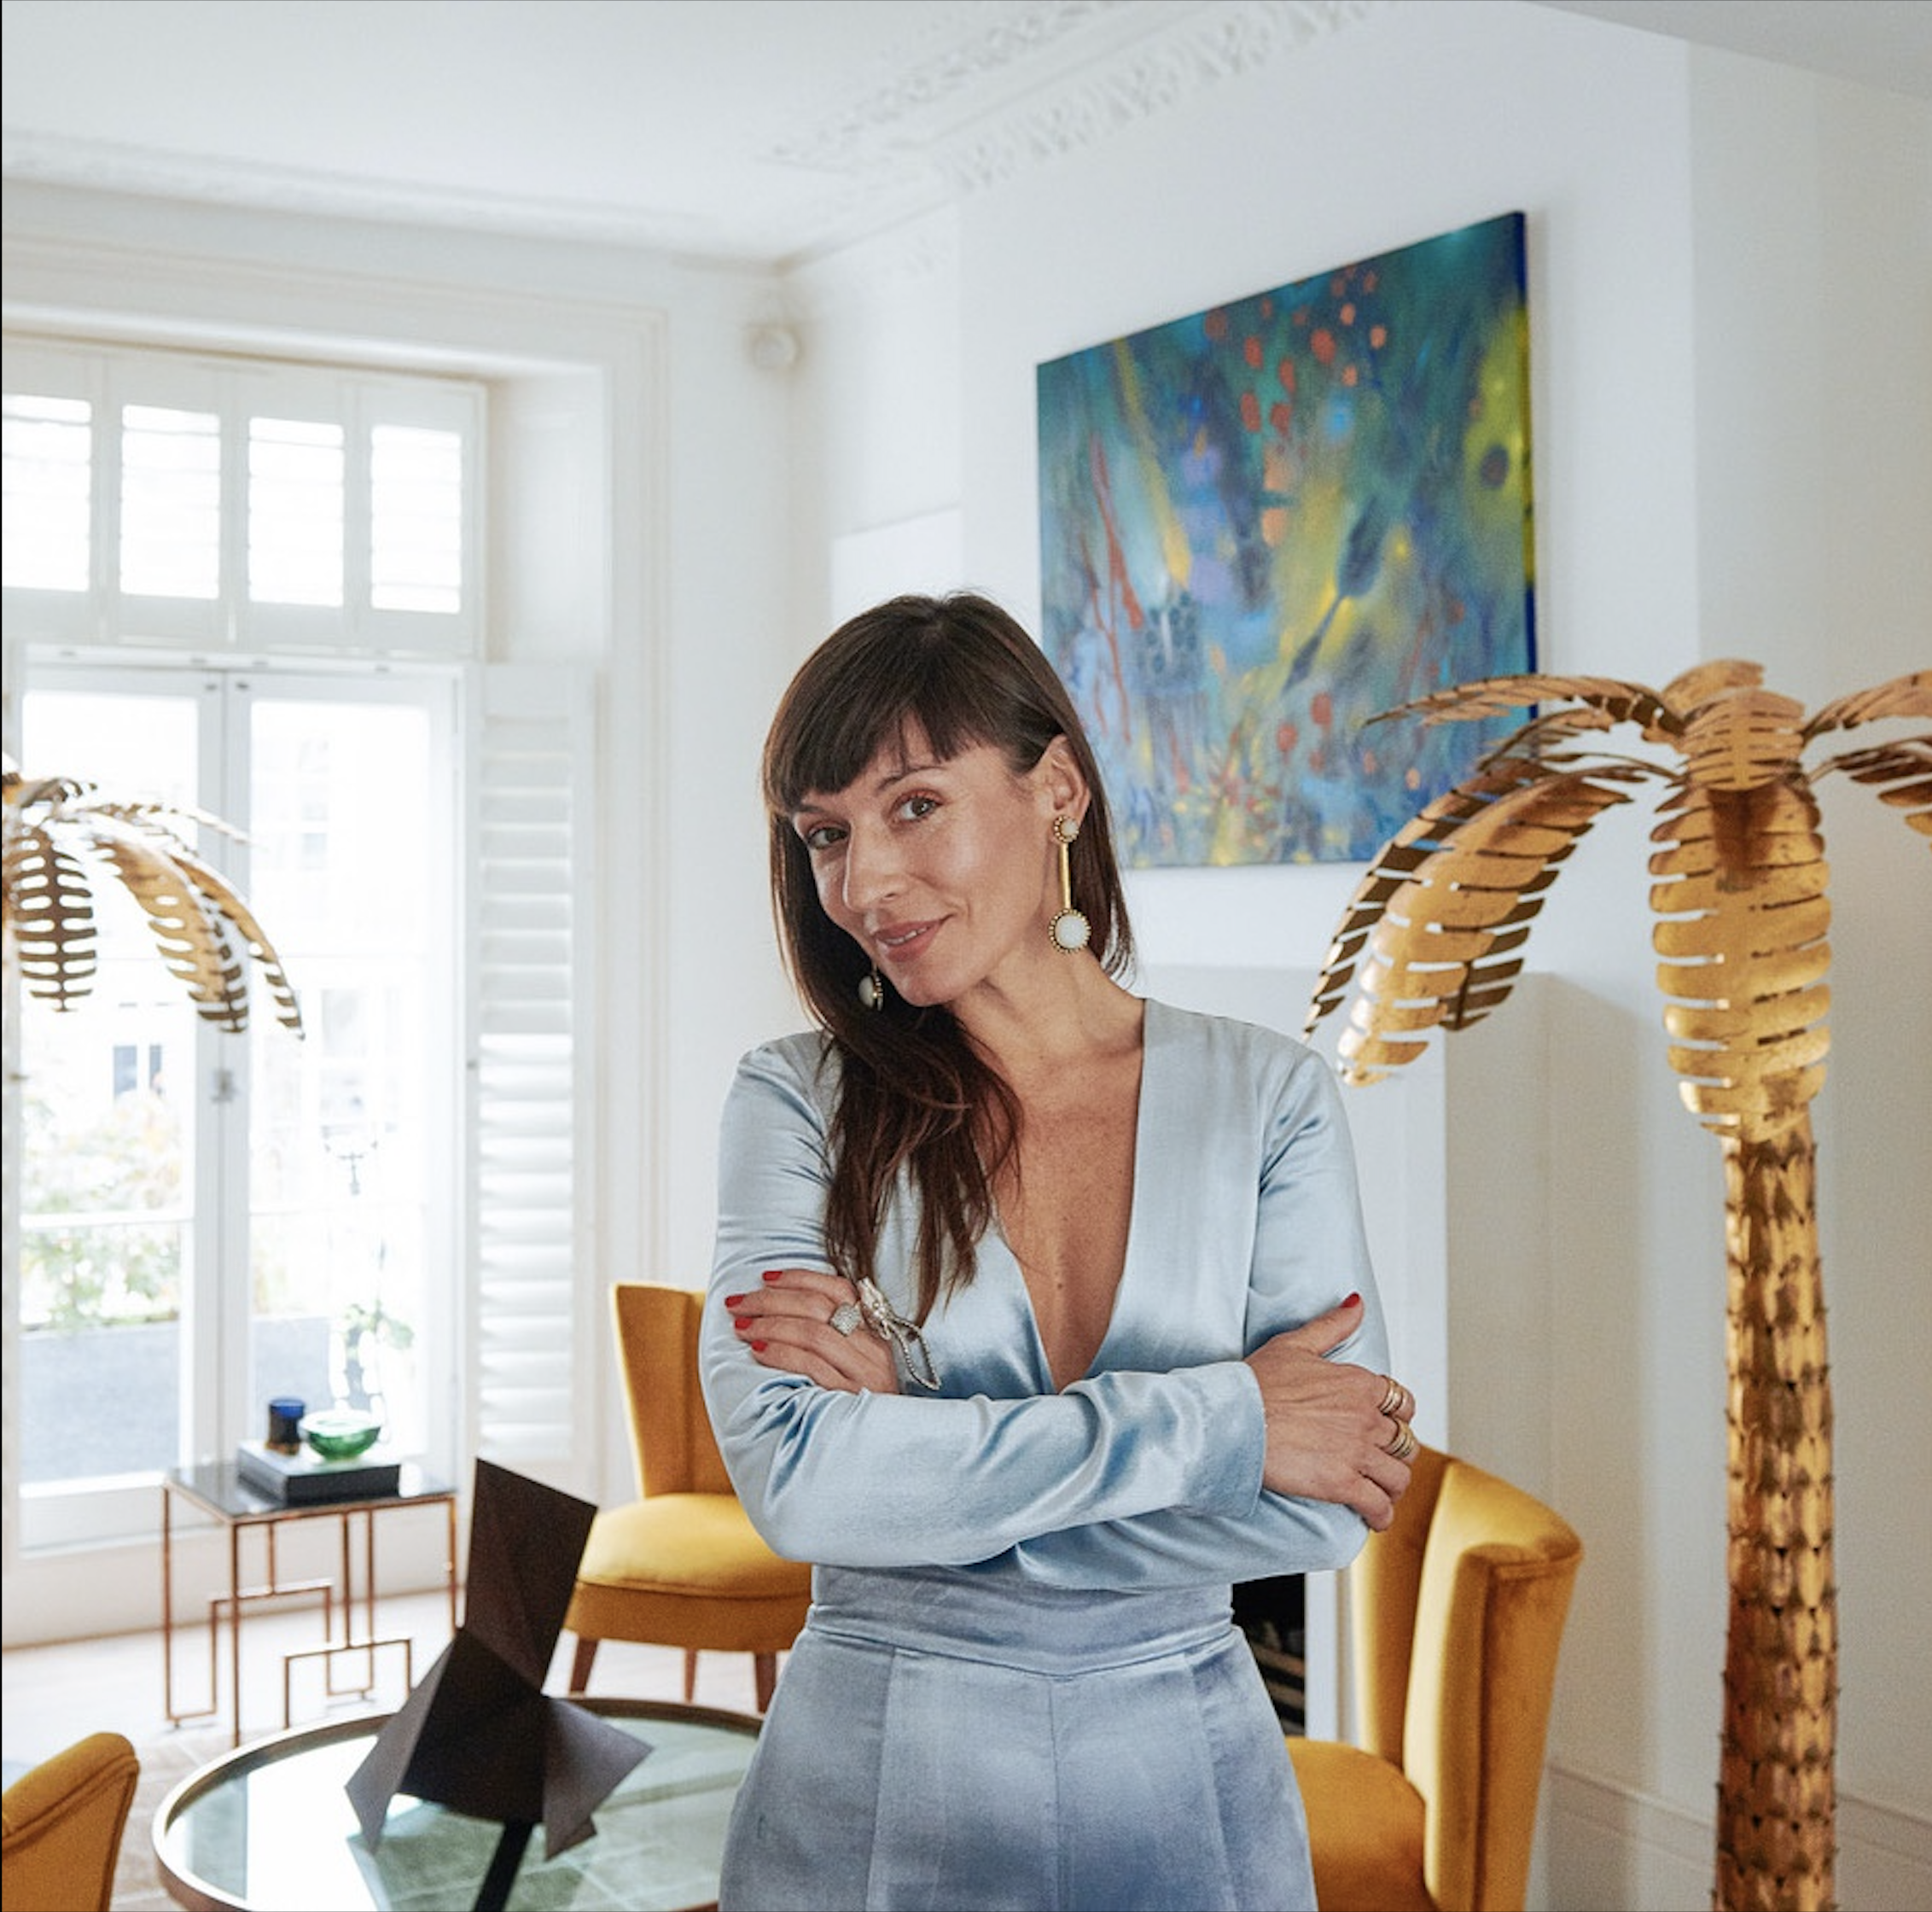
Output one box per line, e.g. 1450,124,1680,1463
761,592,1134,1317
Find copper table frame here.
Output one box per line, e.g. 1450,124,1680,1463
161,1461,459,1747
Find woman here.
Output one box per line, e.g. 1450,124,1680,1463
700,592,1416,1911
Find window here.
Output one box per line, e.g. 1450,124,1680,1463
15,667,459,1548
4,336,594,1556
2,338,480,655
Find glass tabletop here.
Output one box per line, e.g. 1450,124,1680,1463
154,1699,759,1911
166,1461,455,1521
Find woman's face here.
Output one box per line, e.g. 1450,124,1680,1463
790,726,1076,1010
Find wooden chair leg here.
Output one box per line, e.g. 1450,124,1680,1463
568,1635,598,1695
754,1652,778,1712
683,1648,699,1702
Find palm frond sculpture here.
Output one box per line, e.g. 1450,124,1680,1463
1305,662,1929,1912
2,761,303,1036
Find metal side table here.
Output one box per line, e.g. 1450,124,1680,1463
161,1461,459,1747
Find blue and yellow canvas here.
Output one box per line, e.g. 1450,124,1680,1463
1037,212,1536,866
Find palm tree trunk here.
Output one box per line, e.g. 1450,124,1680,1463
1716,1121,1836,1911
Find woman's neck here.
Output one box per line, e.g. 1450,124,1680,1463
957,964,1143,1090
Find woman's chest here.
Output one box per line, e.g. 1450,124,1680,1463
997,1087,1140,1390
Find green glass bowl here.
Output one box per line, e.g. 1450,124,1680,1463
300,1409,383,1461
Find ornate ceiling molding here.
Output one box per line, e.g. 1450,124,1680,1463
765,0,1382,193
936,1,1382,193
2,0,1384,266
765,0,1138,174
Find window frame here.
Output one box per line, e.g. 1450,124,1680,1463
3,335,484,657
3,334,598,1569
11,653,468,1552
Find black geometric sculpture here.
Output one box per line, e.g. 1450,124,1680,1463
346,1459,653,1909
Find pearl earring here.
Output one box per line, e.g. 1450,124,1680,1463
858,966,885,1011
1049,815,1092,953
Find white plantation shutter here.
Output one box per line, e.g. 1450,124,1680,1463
2,338,480,656
468,663,597,1474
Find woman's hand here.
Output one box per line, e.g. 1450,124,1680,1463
1244,1295,1417,1530
723,1268,902,1394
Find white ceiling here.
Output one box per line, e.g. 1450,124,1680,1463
4,0,1929,268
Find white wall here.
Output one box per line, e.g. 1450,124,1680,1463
789,3,1930,1906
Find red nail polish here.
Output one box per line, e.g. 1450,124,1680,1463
751,1340,767,1352
1342,1291,1361,1309
762,1271,783,1283
734,1316,752,1330
723,1294,743,1309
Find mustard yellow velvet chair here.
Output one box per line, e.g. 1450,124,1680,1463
565,1282,813,1712
1288,1445,1582,1912
2,1730,140,1912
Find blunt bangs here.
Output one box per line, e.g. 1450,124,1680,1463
764,600,1059,818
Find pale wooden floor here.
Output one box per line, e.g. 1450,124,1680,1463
1,1586,767,1771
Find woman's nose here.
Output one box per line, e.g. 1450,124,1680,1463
841,825,902,911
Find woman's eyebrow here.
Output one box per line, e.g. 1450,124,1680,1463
795,758,946,816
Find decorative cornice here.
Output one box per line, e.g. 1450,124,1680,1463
764,2,1381,194
2,0,1385,267
765,1,1138,174
934,1,1381,194
0,130,748,258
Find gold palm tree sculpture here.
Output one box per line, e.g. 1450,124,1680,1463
1303,662,1928,1912
2,761,303,1035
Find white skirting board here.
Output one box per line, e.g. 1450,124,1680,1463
1545,1764,1932,1912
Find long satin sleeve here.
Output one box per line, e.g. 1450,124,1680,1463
700,1013,1385,1587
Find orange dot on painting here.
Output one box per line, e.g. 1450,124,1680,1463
1341,364,1359,387
1244,335,1264,368
1311,329,1336,366
1405,767,1423,790
1363,271,1378,292
1360,749,1378,777
1260,505,1289,545
1241,390,1261,431
1270,400,1293,434
1370,324,1388,348
1277,722,1299,755
1312,691,1333,727
1277,358,1296,392
1340,303,1356,325
1206,309,1230,341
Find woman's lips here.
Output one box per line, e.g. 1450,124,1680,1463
873,919,939,966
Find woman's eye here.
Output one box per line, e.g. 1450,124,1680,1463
800,823,845,852
895,794,939,823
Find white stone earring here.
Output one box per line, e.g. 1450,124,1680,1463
858,965,885,1010
1049,815,1092,953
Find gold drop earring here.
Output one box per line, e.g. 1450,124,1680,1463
1048,816,1092,953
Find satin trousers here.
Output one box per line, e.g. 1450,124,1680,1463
717,1565,1314,1912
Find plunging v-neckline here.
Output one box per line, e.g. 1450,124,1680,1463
992,1000,1157,1391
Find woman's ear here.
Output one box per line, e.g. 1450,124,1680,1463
1037,734,1090,820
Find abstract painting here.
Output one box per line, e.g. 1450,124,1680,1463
1037,212,1536,866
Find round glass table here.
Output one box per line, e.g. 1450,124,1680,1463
154,1698,759,1911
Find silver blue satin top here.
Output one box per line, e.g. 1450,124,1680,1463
701,998,1387,1586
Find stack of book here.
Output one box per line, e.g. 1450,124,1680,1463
236,1440,401,1504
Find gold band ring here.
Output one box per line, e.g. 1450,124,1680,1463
1376,1376,1406,1419
1383,1421,1419,1463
